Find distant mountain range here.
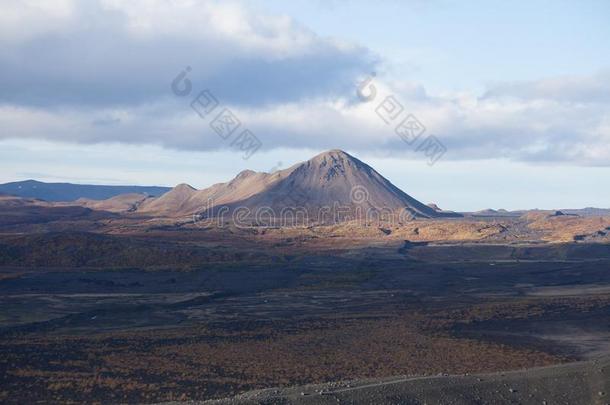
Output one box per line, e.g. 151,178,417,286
467,207,610,218
2,152,608,223
0,180,171,202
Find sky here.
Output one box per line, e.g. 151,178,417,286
0,0,609,211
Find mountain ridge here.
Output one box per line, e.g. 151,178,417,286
137,149,461,222
0,180,171,202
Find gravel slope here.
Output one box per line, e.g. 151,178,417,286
162,356,610,405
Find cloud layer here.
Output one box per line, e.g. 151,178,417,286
0,0,609,165
0,0,374,107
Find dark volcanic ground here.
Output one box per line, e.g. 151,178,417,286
1,242,610,403
195,356,610,405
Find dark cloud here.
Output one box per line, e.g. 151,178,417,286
0,2,375,109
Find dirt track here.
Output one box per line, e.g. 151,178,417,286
191,356,610,405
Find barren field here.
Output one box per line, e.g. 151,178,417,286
196,356,610,405
1,239,610,403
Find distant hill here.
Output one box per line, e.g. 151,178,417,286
67,193,153,213
0,180,171,202
561,207,610,217
467,208,610,219
469,208,521,218
138,149,462,222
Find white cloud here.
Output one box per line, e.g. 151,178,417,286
98,0,325,58
2,73,609,166
482,70,610,103
0,0,75,43
0,1,608,166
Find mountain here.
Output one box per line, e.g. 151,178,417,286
0,180,171,202
136,184,199,216
137,149,461,223
137,169,293,217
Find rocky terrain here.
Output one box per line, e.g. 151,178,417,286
193,356,610,405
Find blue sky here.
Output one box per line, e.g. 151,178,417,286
0,0,609,210
268,0,610,87
253,0,610,91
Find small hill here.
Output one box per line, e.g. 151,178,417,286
137,184,199,216
69,193,152,213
